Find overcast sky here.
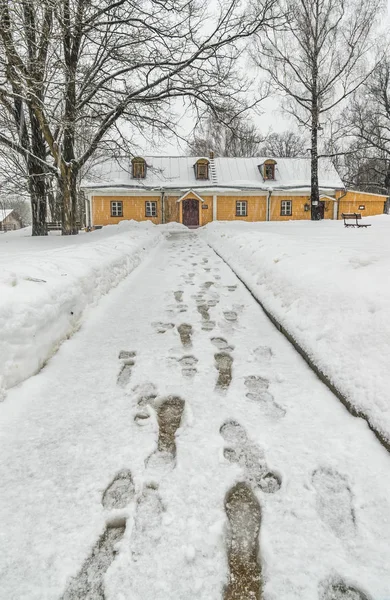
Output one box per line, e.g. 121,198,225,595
138,0,390,157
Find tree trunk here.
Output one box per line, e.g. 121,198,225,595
310,58,320,220
61,165,78,235
30,173,47,235
310,117,321,220
29,108,48,235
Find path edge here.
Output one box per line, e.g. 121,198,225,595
209,245,390,455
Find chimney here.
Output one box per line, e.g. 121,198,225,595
209,150,214,159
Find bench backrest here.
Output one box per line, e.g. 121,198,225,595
341,213,361,219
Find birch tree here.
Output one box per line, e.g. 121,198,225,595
0,0,282,234
253,0,382,219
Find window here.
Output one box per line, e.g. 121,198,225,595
111,201,123,217
264,164,275,179
194,159,209,180
145,201,157,217
236,201,247,216
132,157,146,179
280,200,292,216
359,205,365,210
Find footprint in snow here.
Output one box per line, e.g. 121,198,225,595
215,352,233,391
320,579,370,600
177,323,193,347
102,469,135,509
131,485,164,559
224,482,262,600
152,322,175,334
244,375,286,419
223,311,238,323
253,346,273,361
143,395,185,472
178,355,198,378
312,468,356,538
117,351,136,387
220,420,282,493
202,320,215,331
211,337,234,353
197,304,210,321
61,524,125,600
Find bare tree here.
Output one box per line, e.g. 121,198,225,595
259,130,306,156
187,111,264,156
345,57,390,195
0,0,282,234
253,0,382,219
0,0,53,235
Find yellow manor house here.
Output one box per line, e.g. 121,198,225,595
82,154,388,227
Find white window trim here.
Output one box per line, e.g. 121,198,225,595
236,200,248,217
145,201,157,217
281,200,292,216
111,201,123,217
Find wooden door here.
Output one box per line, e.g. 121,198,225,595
182,199,199,227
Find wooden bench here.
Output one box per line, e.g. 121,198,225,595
46,221,81,231
341,213,371,228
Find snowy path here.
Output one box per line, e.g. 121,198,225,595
1,232,390,600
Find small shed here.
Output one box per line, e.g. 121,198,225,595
0,209,22,232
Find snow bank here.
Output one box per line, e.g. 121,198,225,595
0,221,162,396
157,222,189,232
202,216,390,442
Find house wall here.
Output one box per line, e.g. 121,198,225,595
164,195,180,223
271,194,314,221
92,195,161,225
200,196,214,225
90,189,388,226
216,195,266,221
336,190,386,217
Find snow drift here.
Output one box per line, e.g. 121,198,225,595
0,221,162,396
202,217,390,443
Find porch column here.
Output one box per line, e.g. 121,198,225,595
266,191,272,221
213,194,217,220
333,200,338,220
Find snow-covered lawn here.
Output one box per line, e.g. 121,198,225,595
1,231,390,600
202,216,390,444
0,221,163,396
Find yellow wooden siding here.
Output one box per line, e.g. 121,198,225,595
216,196,266,221
336,191,386,217
270,196,312,221
92,196,160,225
164,196,180,223
199,196,213,225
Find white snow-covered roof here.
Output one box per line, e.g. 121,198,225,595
82,156,345,192
0,209,13,223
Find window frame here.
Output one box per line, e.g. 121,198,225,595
280,200,292,216
236,200,248,217
195,163,209,180
145,200,157,218
264,163,275,180
132,158,146,179
110,200,123,217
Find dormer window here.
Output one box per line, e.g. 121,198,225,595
132,157,146,179
260,158,277,180
194,158,209,180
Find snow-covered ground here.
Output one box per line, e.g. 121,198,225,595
203,216,390,446
0,231,389,600
0,221,163,396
